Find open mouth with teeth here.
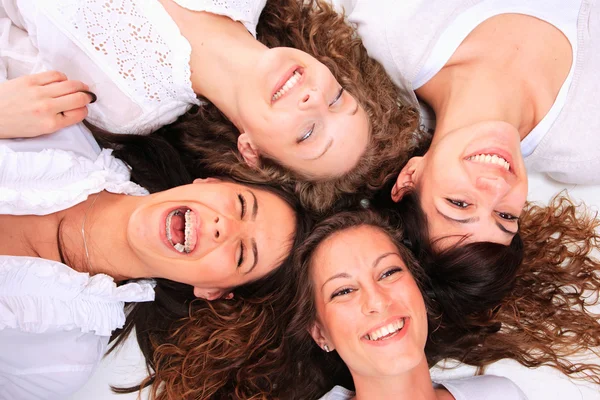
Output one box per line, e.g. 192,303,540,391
364,318,406,342
165,207,197,254
272,68,303,102
466,153,511,172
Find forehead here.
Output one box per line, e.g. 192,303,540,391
312,226,398,277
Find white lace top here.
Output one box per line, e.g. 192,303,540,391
0,132,154,399
1,0,266,134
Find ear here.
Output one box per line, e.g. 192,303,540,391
192,177,221,184
391,157,422,202
237,133,260,167
193,287,227,301
308,321,334,351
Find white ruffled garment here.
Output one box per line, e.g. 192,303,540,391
0,144,154,400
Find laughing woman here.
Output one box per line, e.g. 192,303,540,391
0,122,307,399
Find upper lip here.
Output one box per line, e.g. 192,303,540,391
271,66,303,103
464,149,516,176
361,316,408,338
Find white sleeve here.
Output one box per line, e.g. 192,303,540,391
171,0,267,37
0,328,109,400
438,375,528,400
0,0,39,82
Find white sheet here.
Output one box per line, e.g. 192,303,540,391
68,172,600,400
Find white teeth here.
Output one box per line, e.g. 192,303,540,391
166,209,195,253
272,71,301,101
467,153,511,171
365,319,405,341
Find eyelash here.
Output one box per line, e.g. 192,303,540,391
446,198,470,208
498,212,519,221
237,193,246,267
447,198,519,221
329,267,402,299
297,87,345,143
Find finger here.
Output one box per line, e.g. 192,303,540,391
30,70,68,86
52,91,94,113
57,106,88,129
43,80,90,98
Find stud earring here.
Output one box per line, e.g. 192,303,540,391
323,344,331,352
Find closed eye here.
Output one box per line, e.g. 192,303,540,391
331,287,354,299
298,124,315,143
329,87,344,106
238,193,247,219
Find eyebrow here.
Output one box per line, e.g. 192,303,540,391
247,190,258,221
373,252,397,267
309,138,333,160
435,207,516,236
320,252,399,290
321,272,351,290
350,100,359,116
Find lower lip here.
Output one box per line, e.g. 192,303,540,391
464,147,515,174
362,318,411,347
160,206,200,256
271,65,303,103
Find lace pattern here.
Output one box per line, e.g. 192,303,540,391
41,0,197,106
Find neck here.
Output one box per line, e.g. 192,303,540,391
351,357,440,400
416,13,571,147
56,192,147,281
161,0,268,129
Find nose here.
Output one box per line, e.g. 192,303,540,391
361,286,390,316
209,214,241,243
298,87,325,110
476,176,510,204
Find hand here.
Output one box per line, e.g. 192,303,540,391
0,71,97,138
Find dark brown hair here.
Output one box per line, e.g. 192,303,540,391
97,131,314,399
277,195,600,398
136,0,420,214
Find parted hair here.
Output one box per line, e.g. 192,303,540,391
276,196,600,399
137,0,420,214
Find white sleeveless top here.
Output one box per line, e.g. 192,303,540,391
319,375,528,400
1,0,266,134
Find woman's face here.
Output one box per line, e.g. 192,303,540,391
126,178,296,299
236,47,370,180
309,225,428,378
393,121,528,249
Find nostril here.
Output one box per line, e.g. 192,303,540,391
214,216,219,223
215,230,220,239
302,94,310,103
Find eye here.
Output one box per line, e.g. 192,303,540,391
238,193,246,219
237,241,245,268
298,124,315,143
379,267,402,280
498,212,519,221
331,287,354,299
329,87,344,106
446,198,470,208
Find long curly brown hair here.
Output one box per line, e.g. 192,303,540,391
134,194,600,399
146,0,420,213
